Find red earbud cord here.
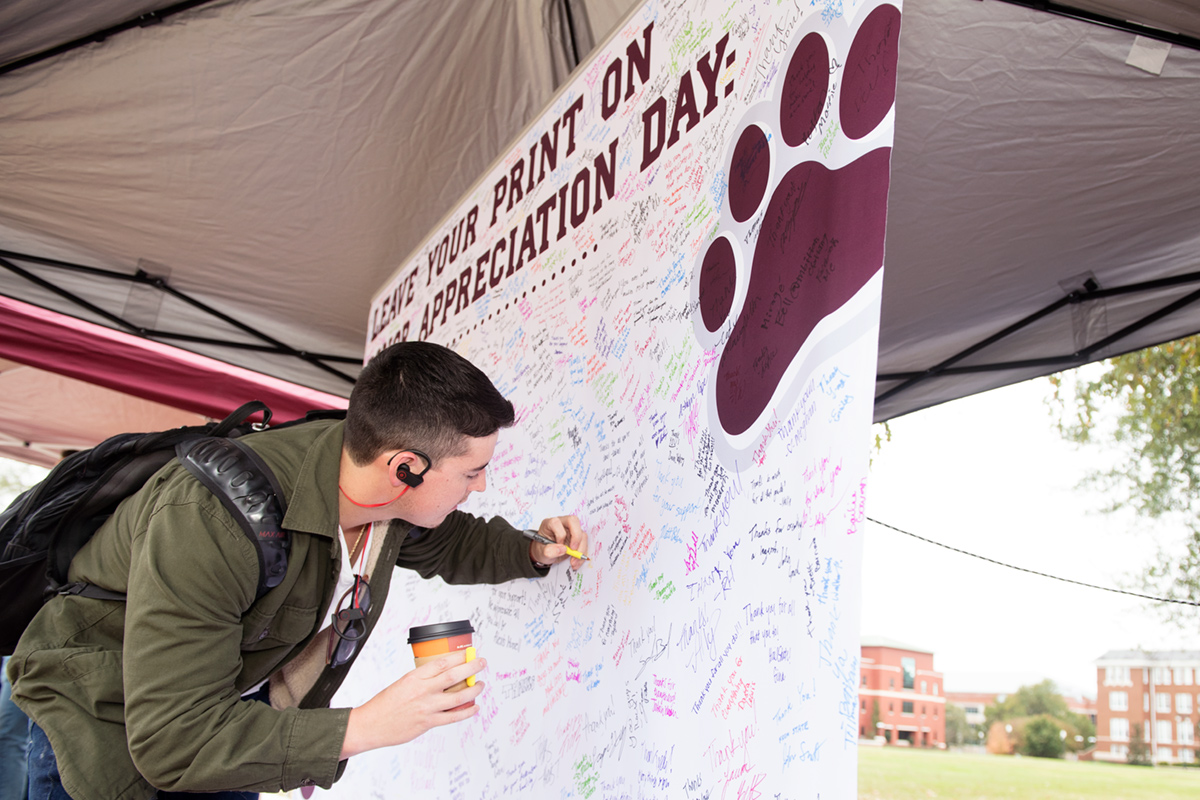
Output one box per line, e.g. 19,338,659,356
338,483,410,508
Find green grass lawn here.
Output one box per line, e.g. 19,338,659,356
858,746,1200,800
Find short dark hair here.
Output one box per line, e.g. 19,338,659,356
344,341,515,466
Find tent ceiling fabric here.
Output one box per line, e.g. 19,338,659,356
0,294,347,462
0,0,581,397
0,294,347,465
0,0,187,69
0,0,1198,427
875,0,1200,420
0,356,209,468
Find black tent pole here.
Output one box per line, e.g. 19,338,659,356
0,0,221,76
0,253,358,385
993,0,1200,53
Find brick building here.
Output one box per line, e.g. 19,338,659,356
860,637,946,747
1095,649,1200,764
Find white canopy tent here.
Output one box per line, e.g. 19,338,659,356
1,0,1198,461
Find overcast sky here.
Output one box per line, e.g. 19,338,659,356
862,371,1200,699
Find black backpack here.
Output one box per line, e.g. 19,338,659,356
0,401,344,656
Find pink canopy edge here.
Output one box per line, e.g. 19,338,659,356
0,295,350,422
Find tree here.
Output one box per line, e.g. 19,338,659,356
0,457,47,506
986,679,1069,724
870,699,881,739
1067,709,1096,748
944,702,971,746
983,680,1093,754
1050,337,1200,517
1127,721,1151,766
872,421,892,457
1021,715,1066,759
1049,337,1200,620
944,702,966,745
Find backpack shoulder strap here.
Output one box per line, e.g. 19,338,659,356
268,407,346,433
176,437,290,599
44,402,274,585
208,400,272,437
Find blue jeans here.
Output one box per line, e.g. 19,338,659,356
27,685,269,800
1,656,30,800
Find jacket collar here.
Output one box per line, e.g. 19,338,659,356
279,420,344,539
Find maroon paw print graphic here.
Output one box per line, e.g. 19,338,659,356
692,2,901,462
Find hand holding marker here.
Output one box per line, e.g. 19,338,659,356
522,528,590,561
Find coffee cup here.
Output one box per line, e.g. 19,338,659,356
408,620,477,701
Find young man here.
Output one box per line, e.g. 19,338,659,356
7,341,587,800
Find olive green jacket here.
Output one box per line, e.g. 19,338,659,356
7,419,542,800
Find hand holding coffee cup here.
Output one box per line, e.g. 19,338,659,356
409,620,480,707
339,642,485,759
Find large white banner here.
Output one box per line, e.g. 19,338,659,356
341,1,901,797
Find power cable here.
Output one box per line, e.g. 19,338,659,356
867,516,1200,607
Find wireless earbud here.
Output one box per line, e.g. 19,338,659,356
396,462,421,488
389,449,432,488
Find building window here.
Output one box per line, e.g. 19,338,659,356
1157,720,1173,744
1105,666,1131,686
890,678,895,689
1158,693,1172,713
1111,718,1129,742
1109,691,1128,711
1177,693,1193,715
889,703,894,713
902,701,914,715
861,700,867,711
1174,667,1194,686
1182,748,1195,764
921,680,927,694
1180,721,1196,746
902,658,915,690
862,674,867,687
1155,667,1173,686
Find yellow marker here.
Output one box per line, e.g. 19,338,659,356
465,646,477,687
